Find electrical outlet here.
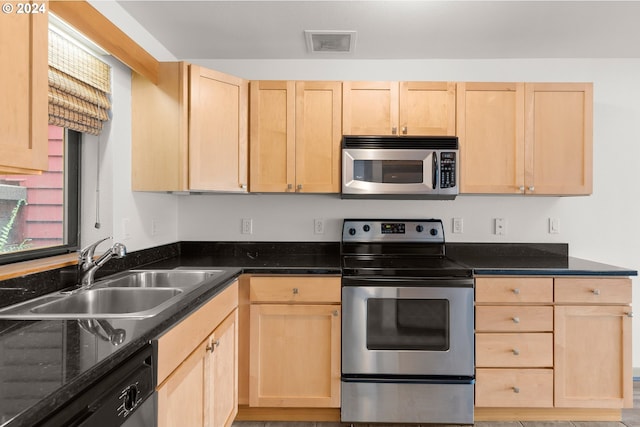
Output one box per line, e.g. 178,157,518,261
314,218,325,234
452,217,463,234
151,218,158,237
122,218,131,240
494,218,506,235
549,217,560,234
241,218,253,234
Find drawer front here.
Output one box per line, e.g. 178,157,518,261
476,368,553,407
249,276,341,303
476,333,553,367
555,277,632,304
476,306,553,332
476,277,553,303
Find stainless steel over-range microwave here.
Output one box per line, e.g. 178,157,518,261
341,135,459,200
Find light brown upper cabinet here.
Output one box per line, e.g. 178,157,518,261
457,82,593,195
342,81,456,136
132,62,248,192
0,3,48,174
249,81,342,193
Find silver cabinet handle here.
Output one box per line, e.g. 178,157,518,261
512,317,520,324
392,126,397,135
592,289,601,295
333,310,339,317
240,184,247,190
519,186,525,192
513,288,520,295
627,312,634,318
513,387,520,394
297,184,303,191
292,287,299,295
402,126,407,135
512,349,520,356
287,183,293,191
528,186,535,192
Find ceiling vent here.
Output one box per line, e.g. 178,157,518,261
304,30,357,54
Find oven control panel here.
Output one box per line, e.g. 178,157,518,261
343,219,445,242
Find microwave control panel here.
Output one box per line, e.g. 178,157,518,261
440,152,456,189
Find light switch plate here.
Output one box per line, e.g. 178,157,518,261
452,217,463,234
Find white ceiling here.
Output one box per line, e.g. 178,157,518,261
113,1,640,60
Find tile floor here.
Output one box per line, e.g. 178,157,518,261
233,383,640,427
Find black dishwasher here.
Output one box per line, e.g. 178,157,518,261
36,344,156,427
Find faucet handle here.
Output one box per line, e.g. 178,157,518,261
79,237,111,263
111,242,127,258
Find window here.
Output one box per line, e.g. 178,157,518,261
0,126,80,264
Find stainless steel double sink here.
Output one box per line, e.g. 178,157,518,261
0,269,233,319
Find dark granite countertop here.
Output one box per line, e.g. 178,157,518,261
0,241,636,426
0,267,242,427
447,243,638,276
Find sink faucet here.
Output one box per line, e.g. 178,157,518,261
77,237,127,291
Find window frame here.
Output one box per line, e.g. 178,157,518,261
0,129,81,265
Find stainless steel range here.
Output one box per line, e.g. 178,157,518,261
341,219,475,424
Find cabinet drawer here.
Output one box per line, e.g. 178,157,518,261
555,277,631,304
476,333,553,367
476,277,553,303
249,276,341,303
476,306,553,332
475,368,553,407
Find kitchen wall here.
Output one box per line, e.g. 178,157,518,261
79,55,179,255
83,2,640,369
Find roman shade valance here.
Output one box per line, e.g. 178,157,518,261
48,29,111,135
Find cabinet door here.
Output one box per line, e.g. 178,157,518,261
249,81,295,192
295,81,342,193
157,339,208,427
457,82,525,194
0,2,48,174
249,304,341,407
554,305,632,408
343,81,399,135
207,310,238,427
399,82,456,136
525,83,593,195
190,66,248,192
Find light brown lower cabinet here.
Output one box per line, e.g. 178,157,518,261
249,304,340,407
156,281,239,427
244,276,341,411
475,276,633,422
554,277,633,409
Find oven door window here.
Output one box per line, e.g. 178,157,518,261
353,160,423,184
366,298,449,351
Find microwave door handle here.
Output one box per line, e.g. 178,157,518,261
432,151,438,190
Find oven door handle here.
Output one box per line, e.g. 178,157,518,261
342,276,474,288
342,376,475,385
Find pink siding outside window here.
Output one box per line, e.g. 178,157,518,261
0,126,65,252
